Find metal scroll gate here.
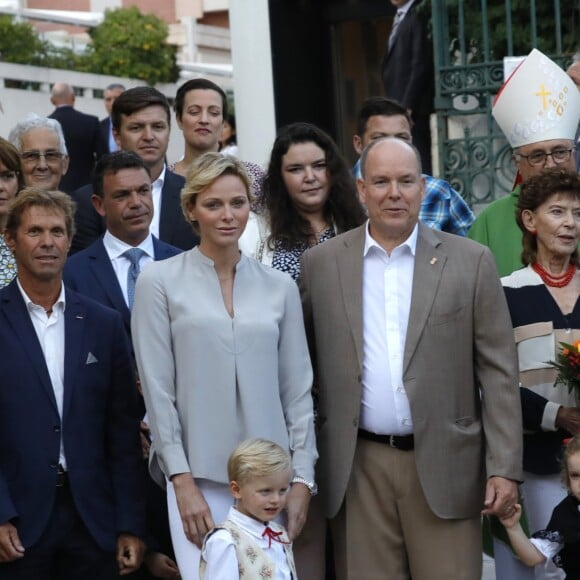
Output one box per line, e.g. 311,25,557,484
430,0,578,212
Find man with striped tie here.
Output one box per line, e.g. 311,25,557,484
63,151,181,579
64,151,180,341
380,0,434,174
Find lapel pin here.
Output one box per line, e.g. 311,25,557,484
430,257,438,265
75,315,84,319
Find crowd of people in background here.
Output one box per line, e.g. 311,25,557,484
0,22,579,580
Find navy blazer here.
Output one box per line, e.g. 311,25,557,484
69,169,199,254
100,117,114,153
0,282,145,550
63,236,181,341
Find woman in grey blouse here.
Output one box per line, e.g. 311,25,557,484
132,153,317,580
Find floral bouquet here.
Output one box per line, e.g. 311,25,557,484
548,340,580,397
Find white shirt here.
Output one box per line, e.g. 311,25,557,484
149,166,166,239
202,506,293,580
17,279,67,468
102,230,154,307
360,222,417,435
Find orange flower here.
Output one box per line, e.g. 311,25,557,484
563,348,570,356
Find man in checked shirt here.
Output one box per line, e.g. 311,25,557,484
352,96,474,236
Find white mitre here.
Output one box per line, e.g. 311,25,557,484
492,48,580,148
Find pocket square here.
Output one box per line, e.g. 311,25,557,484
86,352,98,365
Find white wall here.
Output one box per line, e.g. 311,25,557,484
229,0,276,167
0,3,274,171
0,62,244,169
90,0,121,11
0,63,186,164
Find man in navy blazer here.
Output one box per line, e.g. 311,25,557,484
70,86,199,254
49,83,106,194
100,83,126,154
64,151,181,580
64,151,181,342
0,188,145,578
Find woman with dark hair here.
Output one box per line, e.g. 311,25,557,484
240,122,366,280
0,137,24,288
496,169,580,580
171,79,264,196
219,114,238,157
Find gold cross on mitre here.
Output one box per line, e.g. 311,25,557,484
535,84,551,110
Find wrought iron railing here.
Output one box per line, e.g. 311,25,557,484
430,0,578,210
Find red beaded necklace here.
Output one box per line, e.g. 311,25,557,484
532,262,577,288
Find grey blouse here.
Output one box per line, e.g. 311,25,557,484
132,247,317,486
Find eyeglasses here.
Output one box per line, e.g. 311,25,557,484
0,171,17,183
21,150,64,164
514,148,575,167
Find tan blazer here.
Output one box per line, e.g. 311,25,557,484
300,223,523,520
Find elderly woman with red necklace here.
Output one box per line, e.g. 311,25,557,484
499,169,580,580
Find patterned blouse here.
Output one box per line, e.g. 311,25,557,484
271,227,335,281
0,235,16,289
169,159,265,199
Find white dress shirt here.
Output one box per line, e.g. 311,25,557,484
17,280,67,468
102,230,154,307
149,166,166,239
202,506,293,580
360,222,417,435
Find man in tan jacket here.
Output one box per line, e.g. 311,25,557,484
300,137,523,580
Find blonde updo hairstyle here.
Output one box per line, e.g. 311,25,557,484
180,152,252,234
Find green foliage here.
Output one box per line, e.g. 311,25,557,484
421,0,579,62
475,0,577,60
0,9,178,85
87,7,178,85
44,46,88,72
0,15,47,65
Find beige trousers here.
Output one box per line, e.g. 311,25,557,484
330,437,482,580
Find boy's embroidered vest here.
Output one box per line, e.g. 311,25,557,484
200,519,297,579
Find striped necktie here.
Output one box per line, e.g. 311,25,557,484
124,247,146,310
388,10,405,51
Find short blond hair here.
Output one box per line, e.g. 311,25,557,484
180,152,252,233
5,187,76,240
228,438,291,485
561,435,580,490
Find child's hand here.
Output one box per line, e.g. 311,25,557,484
499,503,522,529
145,551,180,579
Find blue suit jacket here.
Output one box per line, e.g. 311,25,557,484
0,282,145,550
63,236,181,342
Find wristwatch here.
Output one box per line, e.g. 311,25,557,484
292,475,318,496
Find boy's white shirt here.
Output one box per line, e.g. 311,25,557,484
201,506,293,580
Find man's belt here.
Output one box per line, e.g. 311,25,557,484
358,429,414,451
